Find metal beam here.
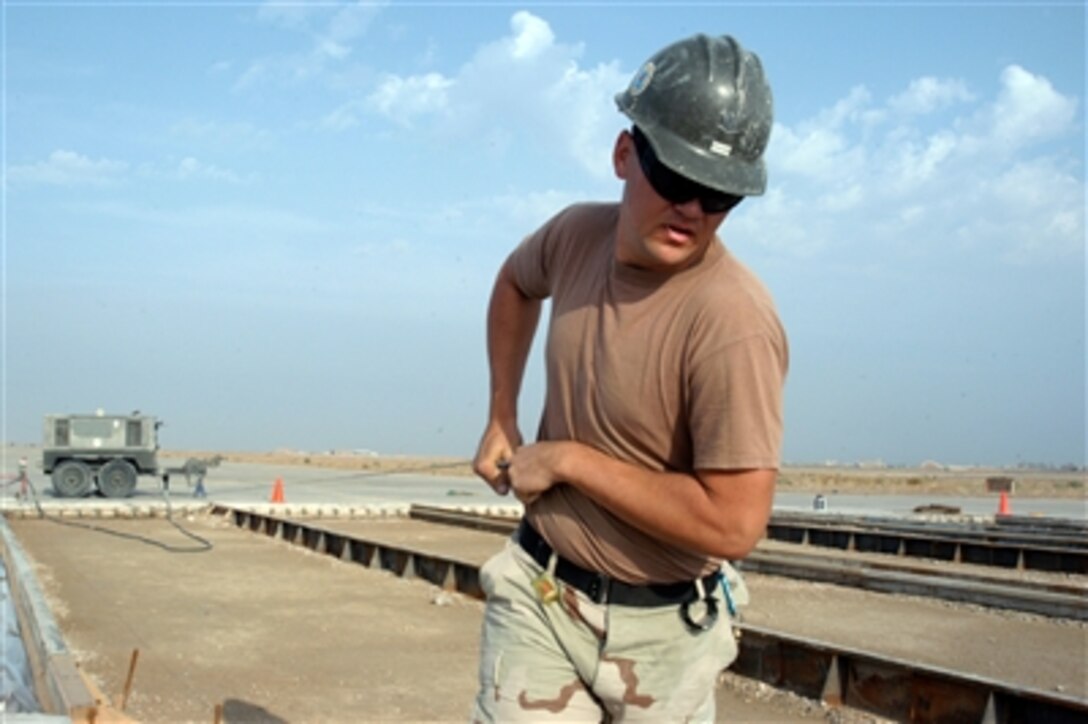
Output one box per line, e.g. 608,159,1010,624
765,518,1087,574
739,551,1086,620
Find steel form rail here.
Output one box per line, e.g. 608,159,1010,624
765,517,1087,575
739,552,1087,621
994,515,1087,540
407,506,1087,621
758,545,1086,599
213,505,1088,724
222,505,487,599
774,512,1088,550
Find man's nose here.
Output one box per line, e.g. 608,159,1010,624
673,197,705,217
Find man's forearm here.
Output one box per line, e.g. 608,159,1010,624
543,441,775,560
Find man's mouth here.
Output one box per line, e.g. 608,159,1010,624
665,224,694,245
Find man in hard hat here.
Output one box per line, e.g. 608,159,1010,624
472,33,787,722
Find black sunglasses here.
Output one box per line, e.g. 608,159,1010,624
631,128,741,214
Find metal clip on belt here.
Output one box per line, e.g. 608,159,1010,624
516,520,721,613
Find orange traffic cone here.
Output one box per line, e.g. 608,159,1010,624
997,490,1011,516
270,477,285,504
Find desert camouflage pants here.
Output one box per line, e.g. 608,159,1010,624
471,542,738,723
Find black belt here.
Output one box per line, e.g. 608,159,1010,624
516,519,721,608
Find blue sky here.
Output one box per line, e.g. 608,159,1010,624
3,2,1084,467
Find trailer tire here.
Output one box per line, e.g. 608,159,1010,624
98,459,138,499
52,460,94,498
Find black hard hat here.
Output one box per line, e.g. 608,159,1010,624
615,34,774,196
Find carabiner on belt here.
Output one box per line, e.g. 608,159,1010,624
679,577,719,632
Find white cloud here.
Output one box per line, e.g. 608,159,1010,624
989,65,1078,148
7,150,128,186
508,10,554,60
890,130,957,188
6,149,251,190
320,102,365,131
317,39,351,62
769,86,873,183
729,187,828,258
362,11,627,178
367,73,454,126
242,9,623,177
821,85,876,129
762,66,1082,264
238,1,384,89
772,124,862,182
889,77,973,115
976,158,1085,262
176,157,245,184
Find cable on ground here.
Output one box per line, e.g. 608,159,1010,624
21,474,213,554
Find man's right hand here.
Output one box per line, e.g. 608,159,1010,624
472,421,522,496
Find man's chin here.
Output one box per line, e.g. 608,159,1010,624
648,242,695,269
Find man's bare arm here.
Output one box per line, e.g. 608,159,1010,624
472,259,542,493
508,441,775,559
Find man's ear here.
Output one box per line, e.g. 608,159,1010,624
613,129,634,181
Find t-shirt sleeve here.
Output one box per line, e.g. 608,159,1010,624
508,204,604,300
508,207,572,300
688,327,789,471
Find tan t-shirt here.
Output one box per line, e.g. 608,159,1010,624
510,202,788,583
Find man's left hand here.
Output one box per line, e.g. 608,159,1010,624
506,441,570,505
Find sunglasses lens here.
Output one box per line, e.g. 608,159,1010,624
634,132,735,214
698,195,734,214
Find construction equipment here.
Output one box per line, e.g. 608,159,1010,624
41,411,161,499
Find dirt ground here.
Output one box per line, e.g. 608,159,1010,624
7,514,840,724
9,511,1086,723
162,450,1086,499
9,514,487,723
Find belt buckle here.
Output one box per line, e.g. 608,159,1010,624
584,573,610,604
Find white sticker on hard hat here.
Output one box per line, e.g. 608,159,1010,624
629,61,655,96
710,140,733,157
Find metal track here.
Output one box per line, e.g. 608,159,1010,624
212,505,1088,723
766,514,1087,574
739,551,1087,621
408,505,1087,621
778,512,1088,550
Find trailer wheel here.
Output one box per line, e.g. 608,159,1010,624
52,461,94,498
98,459,138,498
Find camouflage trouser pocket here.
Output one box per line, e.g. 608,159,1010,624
472,545,603,723
594,599,737,723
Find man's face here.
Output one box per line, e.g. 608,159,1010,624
612,130,731,273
